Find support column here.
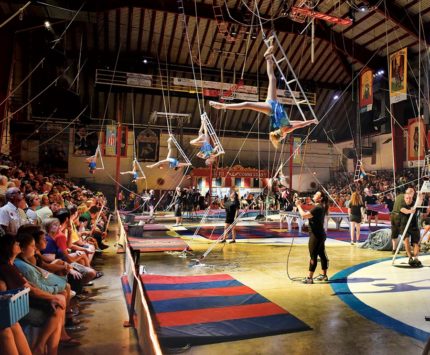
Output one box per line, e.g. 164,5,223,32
0,32,14,153
289,135,293,190
115,94,123,198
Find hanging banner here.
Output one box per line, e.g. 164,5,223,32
136,128,160,162
359,69,373,112
389,48,407,104
293,137,302,164
73,126,98,156
407,117,425,161
105,125,117,156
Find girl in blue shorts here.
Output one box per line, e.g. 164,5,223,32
146,137,192,170
190,119,223,165
209,37,317,149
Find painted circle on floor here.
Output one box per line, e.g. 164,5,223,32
331,255,430,342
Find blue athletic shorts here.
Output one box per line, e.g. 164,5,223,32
266,99,290,130
168,157,179,169
200,142,213,159
88,161,97,170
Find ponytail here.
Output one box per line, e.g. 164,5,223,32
319,191,329,215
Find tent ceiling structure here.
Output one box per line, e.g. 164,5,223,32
0,0,428,141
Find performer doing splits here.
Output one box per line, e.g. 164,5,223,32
146,137,192,169
209,37,317,149
120,161,146,182
190,119,223,165
296,190,329,284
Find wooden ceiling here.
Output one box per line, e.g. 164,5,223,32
1,0,429,141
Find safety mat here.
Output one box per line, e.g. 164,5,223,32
141,273,311,346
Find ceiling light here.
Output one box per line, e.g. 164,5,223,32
333,95,339,100
44,20,51,29
358,4,368,12
143,59,148,64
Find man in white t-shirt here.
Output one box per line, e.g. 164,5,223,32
0,187,24,235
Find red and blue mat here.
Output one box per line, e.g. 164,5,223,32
140,273,310,346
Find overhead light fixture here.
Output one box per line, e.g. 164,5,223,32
333,95,339,100
142,59,148,64
44,20,51,29
358,4,368,12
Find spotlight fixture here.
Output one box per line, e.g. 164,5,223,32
143,59,148,64
358,4,368,12
44,20,51,29
333,95,339,100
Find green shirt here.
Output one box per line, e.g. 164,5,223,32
392,193,405,214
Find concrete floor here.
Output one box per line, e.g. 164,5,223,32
61,227,140,355
63,221,428,355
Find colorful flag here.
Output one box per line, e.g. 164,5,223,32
105,125,117,156
389,48,407,104
359,69,373,112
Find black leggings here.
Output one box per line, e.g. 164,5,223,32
308,233,328,272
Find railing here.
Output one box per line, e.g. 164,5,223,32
117,210,163,355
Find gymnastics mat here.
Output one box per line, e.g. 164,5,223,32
175,225,301,240
127,236,190,253
141,273,310,346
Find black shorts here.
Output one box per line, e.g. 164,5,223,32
391,214,401,239
366,210,378,216
174,205,182,217
402,227,420,245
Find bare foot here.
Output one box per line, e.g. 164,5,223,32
209,101,225,110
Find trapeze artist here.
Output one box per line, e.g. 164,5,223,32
190,118,224,165
146,137,192,170
120,160,146,182
209,37,317,149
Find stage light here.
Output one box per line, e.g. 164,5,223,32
333,95,339,100
143,59,148,64
44,20,51,29
358,4,368,12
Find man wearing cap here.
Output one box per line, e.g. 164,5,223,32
0,187,24,235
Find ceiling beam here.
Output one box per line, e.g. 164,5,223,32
86,50,348,91
6,0,386,70
363,0,430,46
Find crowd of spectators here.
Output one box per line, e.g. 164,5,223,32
327,168,419,209
0,154,110,354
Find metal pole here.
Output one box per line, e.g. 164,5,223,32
289,135,294,190
115,94,123,198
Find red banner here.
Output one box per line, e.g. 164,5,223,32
192,166,269,179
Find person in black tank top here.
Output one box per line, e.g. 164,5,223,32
296,190,329,284
220,191,240,243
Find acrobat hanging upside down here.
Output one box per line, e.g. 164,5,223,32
190,118,224,166
209,36,317,149
86,155,97,174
